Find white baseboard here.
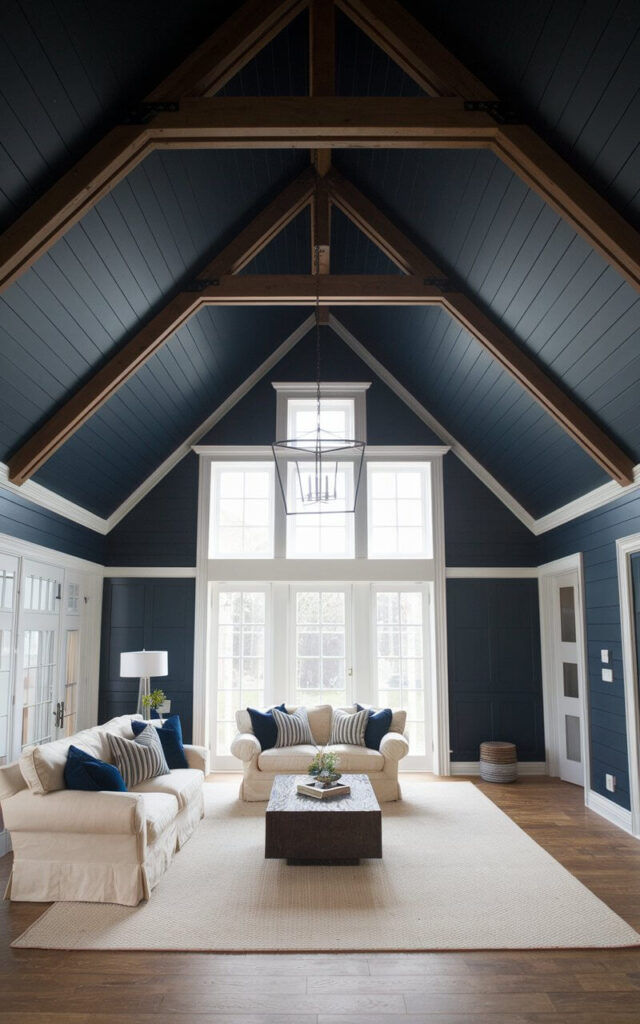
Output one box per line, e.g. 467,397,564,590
0,829,11,857
450,761,547,776
586,789,634,835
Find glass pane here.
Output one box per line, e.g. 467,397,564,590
0,570,15,612
22,629,56,748
377,592,399,624
565,714,581,763
215,590,266,757
297,592,320,624
559,586,576,643
563,662,579,699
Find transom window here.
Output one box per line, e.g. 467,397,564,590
367,462,432,559
286,397,355,443
209,462,274,559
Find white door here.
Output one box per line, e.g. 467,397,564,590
13,560,64,752
553,572,585,786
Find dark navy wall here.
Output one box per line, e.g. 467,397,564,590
537,488,640,811
447,579,544,762
444,458,537,567
105,454,198,567
0,486,104,563
99,578,195,743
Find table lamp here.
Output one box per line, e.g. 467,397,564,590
120,649,168,719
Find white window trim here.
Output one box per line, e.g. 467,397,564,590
272,382,370,444
193,445,451,778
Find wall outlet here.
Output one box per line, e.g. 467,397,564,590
606,774,616,792
602,667,613,683
601,649,610,664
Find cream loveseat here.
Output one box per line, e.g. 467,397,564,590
231,704,409,802
0,714,209,906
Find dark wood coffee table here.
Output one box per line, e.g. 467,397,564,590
265,773,382,864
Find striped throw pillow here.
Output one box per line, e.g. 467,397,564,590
329,707,369,746
107,725,170,789
272,706,314,747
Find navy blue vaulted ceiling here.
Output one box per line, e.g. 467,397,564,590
0,0,639,523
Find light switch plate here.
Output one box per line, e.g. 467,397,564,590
606,774,616,792
601,649,610,664
602,667,613,682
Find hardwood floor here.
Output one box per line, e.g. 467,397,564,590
2,774,640,1023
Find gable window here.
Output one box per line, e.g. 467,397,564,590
209,462,274,559
367,462,432,559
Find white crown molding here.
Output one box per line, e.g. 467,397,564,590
0,463,108,534
445,566,539,578
532,465,640,535
105,315,316,532
586,789,634,836
329,315,538,534
0,531,104,573
272,381,371,392
450,761,547,776
103,566,196,578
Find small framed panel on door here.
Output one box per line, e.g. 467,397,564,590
555,573,586,786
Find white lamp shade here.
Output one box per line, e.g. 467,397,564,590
120,650,168,678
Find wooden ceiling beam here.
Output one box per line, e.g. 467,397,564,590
2,95,639,294
336,0,640,291
335,0,495,98
147,0,308,100
326,168,635,487
310,0,335,178
6,169,317,486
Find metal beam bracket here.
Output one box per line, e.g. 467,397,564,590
464,100,522,125
123,101,180,125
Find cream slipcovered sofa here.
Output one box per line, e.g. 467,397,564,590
0,714,209,906
231,704,409,802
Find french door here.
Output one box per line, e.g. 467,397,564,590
0,554,19,766
290,585,352,708
13,560,63,752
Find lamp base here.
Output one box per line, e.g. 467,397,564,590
136,676,151,719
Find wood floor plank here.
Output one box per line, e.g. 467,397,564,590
1,774,639,1023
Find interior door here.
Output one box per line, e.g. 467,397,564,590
14,560,63,751
554,572,585,786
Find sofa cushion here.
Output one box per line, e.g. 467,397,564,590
330,707,368,746
19,728,110,795
341,704,407,737
107,727,170,789
131,768,203,810
258,744,318,772
356,704,393,750
64,745,127,792
246,704,286,751
235,704,333,746
273,707,314,747
137,792,179,844
132,715,189,769
327,744,385,772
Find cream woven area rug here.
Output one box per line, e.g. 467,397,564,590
13,781,640,951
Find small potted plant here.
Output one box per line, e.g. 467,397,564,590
308,748,341,788
141,688,168,722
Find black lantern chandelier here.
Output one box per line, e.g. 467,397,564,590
272,190,366,516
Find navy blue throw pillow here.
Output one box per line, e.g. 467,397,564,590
132,715,188,769
356,704,393,750
247,703,287,751
64,744,127,792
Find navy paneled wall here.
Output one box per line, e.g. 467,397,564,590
537,488,640,811
99,578,195,743
105,454,198,567
447,579,544,762
0,486,104,563
444,458,537,567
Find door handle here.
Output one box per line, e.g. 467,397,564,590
52,701,65,729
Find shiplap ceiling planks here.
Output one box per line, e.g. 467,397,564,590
0,2,634,520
